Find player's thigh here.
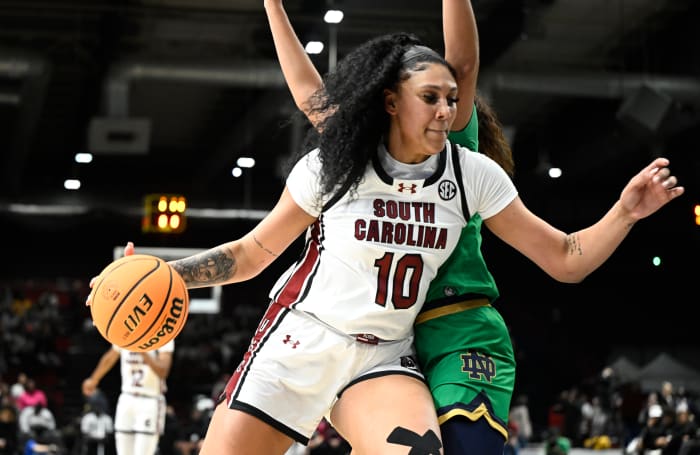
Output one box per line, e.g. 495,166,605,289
331,374,443,455
132,432,159,455
198,400,294,455
114,431,133,454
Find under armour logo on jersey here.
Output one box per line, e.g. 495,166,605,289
438,180,457,201
282,335,300,349
387,427,441,454
461,349,496,382
396,183,418,194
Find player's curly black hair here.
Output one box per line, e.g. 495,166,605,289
286,32,456,209
475,93,515,178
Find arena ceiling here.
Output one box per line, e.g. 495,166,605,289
0,0,698,253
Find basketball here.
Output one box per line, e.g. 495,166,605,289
89,254,189,352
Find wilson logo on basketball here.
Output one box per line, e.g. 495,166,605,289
136,296,187,351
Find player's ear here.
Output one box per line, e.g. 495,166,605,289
384,89,398,115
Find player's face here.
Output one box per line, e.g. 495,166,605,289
385,62,457,163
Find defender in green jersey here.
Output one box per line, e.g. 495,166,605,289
415,99,517,453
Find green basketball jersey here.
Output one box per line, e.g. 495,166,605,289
414,106,515,436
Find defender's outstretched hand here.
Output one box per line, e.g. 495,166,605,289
123,241,135,257
619,158,684,221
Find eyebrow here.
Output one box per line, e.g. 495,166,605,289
419,83,458,93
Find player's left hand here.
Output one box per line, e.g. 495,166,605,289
85,241,136,306
619,157,684,221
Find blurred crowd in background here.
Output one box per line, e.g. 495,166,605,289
1,280,699,455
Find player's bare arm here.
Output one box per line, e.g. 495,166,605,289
170,187,315,289
485,158,683,283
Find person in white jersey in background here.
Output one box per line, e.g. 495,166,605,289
81,340,174,455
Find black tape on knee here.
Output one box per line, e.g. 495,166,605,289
386,427,442,455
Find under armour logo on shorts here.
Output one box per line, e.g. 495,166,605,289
282,334,300,348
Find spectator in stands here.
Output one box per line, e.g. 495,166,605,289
22,425,62,455
639,392,660,427
659,381,677,416
548,390,568,436
10,372,28,406
509,394,533,449
79,397,114,455
18,403,56,440
664,400,698,455
0,403,18,455
15,378,48,412
83,388,110,420
628,403,673,454
618,381,646,449
174,396,214,455
680,437,700,455
18,403,63,455
0,382,10,408
503,420,520,455
544,429,571,455
588,396,611,441
158,405,181,455
581,395,614,452
563,387,584,445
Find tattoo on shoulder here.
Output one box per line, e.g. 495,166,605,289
566,233,583,256
172,247,236,286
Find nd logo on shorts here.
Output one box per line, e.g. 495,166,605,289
461,349,496,382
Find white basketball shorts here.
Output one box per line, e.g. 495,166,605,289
114,392,166,435
220,301,424,444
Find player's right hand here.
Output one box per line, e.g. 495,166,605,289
82,377,97,396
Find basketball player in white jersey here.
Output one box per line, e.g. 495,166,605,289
89,30,682,454
82,340,174,455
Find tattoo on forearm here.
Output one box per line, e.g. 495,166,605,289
254,234,279,257
172,247,236,286
566,233,583,256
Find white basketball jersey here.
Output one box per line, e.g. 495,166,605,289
271,141,516,341
114,340,174,397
